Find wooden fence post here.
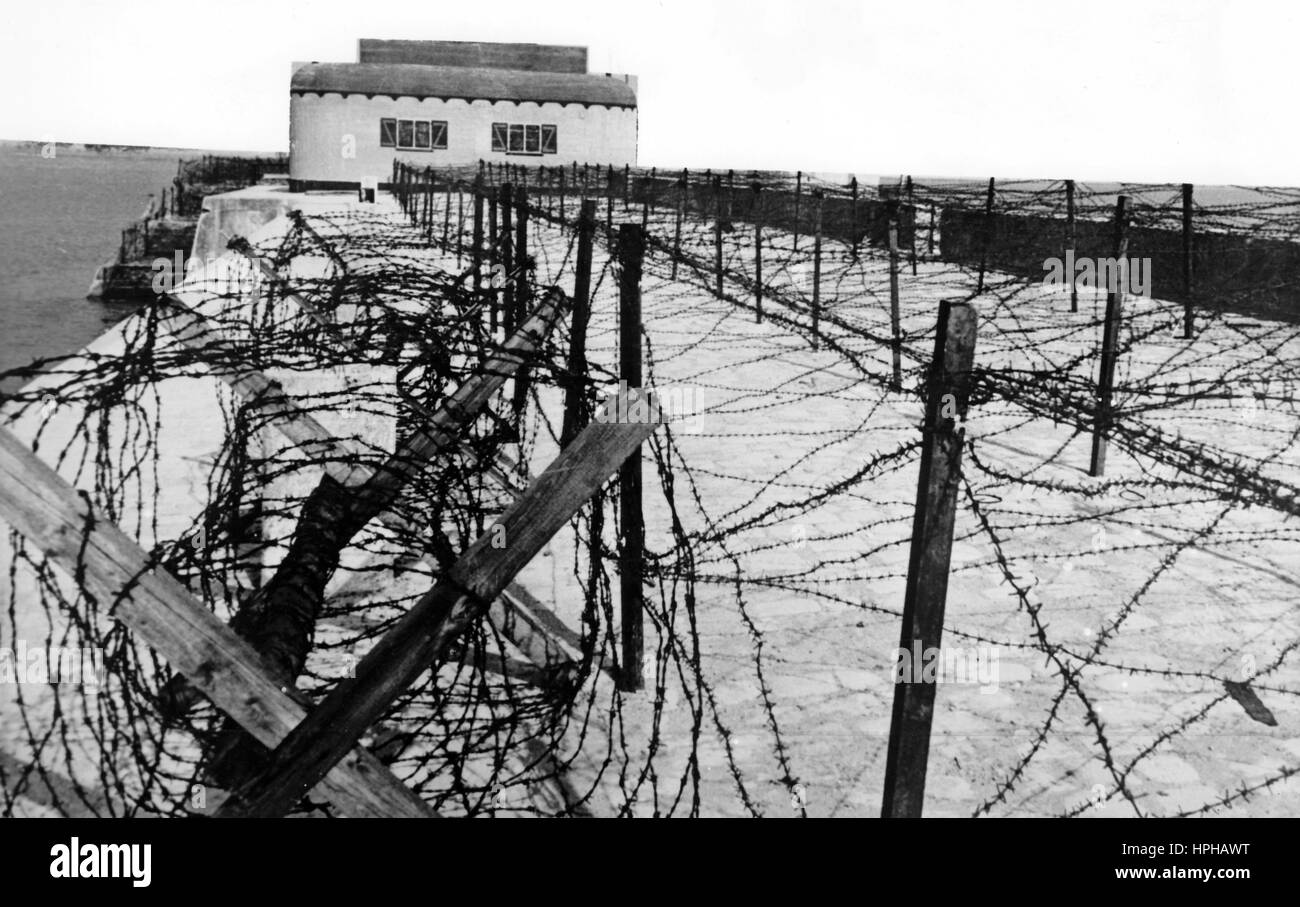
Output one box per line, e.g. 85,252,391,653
977,177,995,294
671,170,685,280
927,203,936,257
1182,183,1194,339
456,181,465,265
851,176,860,258
887,199,903,390
561,200,598,448
1065,179,1078,312
906,176,918,275
753,182,764,323
1089,195,1130,478
499,182,514,335
442,175,452,246
812,189,823,349
606,164,614,233
880,298,979,818
512,185,531,416
471,175,484,298
559,166,566,223
487,185,499,334
617,224,646,692
793,170,803,252
714,175,724,298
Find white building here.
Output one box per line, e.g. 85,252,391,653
289,39,638,190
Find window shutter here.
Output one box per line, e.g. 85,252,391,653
431,121,448,150
540,125,557,154
491,122,507,152
380,119,397,147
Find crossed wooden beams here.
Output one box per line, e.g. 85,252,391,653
0,246,662,816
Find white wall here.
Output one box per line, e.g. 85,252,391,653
290,93,637,184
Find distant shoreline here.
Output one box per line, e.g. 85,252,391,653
0,139,288,156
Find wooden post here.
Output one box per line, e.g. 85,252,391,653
606,165,614,233
471,176,485,299
499,182,514,335
793,170,803,252
512,185,531,415
561,200,598,448
215,414,663,818
1089,195,1130,478
812,189,824,349
442,176,452,247
617,224,646,692
623,163,631,210
880,299,978,818
714,175,724,298
649,166,657,215
906,175,917,276
1182,183,1194,339
977,177,995,294
456,182,465,265
851,176,860,258
927,203,936,257
559,166,566,223
423,167,432,236
671,170,685,280
487,186,499,334
887,199,903,390
753,182,764,323
1065,179,1078,312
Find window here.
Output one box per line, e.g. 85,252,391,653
493,122,558,156
385,119,449,152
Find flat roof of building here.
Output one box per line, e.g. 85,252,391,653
291,62,637,110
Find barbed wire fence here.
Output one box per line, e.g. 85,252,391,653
1,156,1298,818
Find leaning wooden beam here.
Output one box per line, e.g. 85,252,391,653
216,404,665,817
0,426,434,819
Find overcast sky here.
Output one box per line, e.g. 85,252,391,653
1,0,1296,185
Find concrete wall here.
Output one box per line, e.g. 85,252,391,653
289,92,637,184
939,208,1300,322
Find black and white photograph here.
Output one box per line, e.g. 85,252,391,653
0,0,1293,883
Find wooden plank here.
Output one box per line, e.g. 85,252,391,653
881,299,978,818
217,412,664,817
0,426,434,818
